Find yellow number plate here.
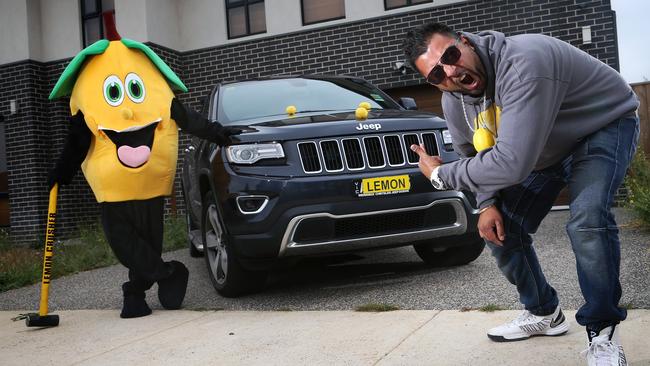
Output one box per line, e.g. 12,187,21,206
357,175,411,197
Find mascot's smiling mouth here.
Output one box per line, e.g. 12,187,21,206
100,119,160,168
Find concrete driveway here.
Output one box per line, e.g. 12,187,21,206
1,208,648,313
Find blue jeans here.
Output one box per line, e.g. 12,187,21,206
487,116,640,329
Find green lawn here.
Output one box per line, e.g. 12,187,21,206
0,217,187,292
626,149,650,229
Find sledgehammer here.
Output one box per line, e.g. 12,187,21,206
13,184,60,327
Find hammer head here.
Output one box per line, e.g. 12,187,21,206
25,313,59,327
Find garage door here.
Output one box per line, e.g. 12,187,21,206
384,84,443,116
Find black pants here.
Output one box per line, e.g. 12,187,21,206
101,197,171,295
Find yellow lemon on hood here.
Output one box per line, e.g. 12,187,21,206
286,105,297,116
473,128,495,152
355,107,368,120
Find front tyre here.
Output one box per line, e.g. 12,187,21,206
181,181,203,258
414,233,485,267
202,191,267,297
187,208,203,258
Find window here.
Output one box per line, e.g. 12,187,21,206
301,0,345,26
226,0,266,39
80,0,115,47
385,0,432,10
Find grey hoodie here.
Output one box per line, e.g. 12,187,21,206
439,31,639,208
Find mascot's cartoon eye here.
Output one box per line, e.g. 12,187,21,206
103,75,124,107
125,73,146,103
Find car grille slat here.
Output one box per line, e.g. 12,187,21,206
298,132,438,173
297,142,321,173
422,133,438,156
363,137,385,168
342,138,364,170
383,135,405,166
403,134,420,164
320,140,343,172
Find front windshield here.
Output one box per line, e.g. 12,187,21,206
218,77,401,124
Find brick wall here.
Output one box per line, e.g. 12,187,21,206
147,44,189,219
0,61,49,244
179,0,618,108
0,60,100,244
0,0,619,243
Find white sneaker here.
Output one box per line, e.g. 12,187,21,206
582,325,627,366
487,306,569,342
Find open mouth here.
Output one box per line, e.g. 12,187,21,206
99,119,160,168
460,73,475,86
458,72,482,92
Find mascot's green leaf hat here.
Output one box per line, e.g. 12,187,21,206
49,14,187,100
48,11,189,203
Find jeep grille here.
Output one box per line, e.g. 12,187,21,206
297,142,321,173
363,137,385,168
341,139,364,170
298,132,439,174
320,140,344,172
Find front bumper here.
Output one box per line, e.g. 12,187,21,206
214,166,479,265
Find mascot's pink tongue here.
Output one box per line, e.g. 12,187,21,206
117,145,151,167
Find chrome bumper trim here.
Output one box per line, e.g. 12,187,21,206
278,198,468,257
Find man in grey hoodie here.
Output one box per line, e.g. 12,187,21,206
402,22,638,365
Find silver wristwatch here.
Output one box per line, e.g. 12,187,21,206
429,167,446,190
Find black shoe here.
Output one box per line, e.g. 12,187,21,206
120,293,152,318
158,260,189,310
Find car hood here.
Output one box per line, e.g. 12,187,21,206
227,109,448,143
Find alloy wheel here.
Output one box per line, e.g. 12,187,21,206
205,203,228,285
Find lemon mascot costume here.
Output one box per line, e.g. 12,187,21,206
48,17,241,318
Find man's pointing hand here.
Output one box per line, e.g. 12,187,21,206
410,143,442,179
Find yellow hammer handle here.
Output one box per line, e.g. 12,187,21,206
39,183,58,316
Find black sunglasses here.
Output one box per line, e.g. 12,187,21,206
426,40,462,85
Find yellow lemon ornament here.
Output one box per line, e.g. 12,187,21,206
472,128,496,152
286,105,297,116
355,107,368,120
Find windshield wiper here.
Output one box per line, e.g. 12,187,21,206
294,109,343,113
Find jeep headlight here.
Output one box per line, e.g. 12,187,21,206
226,143,285,164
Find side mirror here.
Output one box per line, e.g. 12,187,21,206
199,96,210,116
399,97,418,110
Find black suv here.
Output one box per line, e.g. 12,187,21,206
181,75,484,297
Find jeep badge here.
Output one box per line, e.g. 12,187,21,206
355,123,382,131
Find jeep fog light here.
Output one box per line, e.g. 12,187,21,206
226,143,284,164
236,195,269,214
442,129,453,144
441,129,454,151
